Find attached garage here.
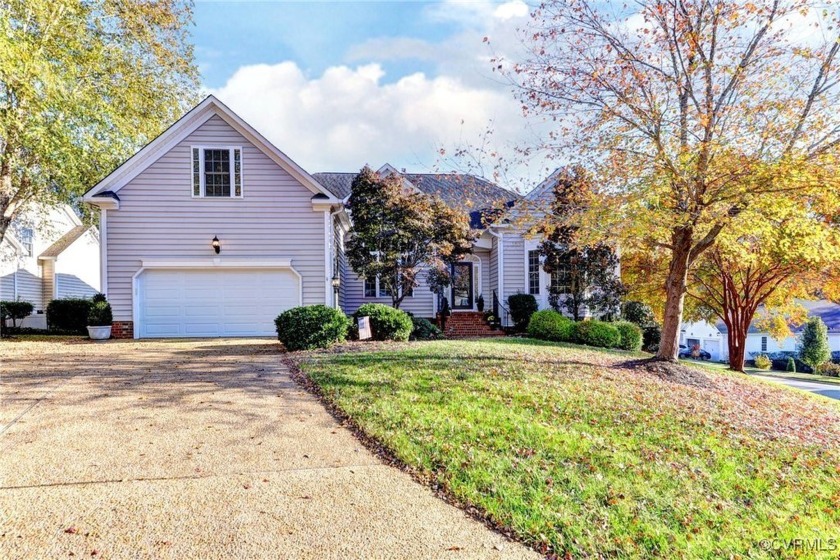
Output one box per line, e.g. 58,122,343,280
135,263,301,338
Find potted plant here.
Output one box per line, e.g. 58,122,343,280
87,297,113,340
476,294,485,312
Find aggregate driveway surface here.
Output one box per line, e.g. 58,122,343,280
0,338,538,560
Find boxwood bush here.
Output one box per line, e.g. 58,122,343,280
614,321,643,351
573,320,621,349
508,293,538,332
754,354,772,370
275,305,350,351
87,301,113,327
408,314,443,340
354,303,412,341
46,298,92,334
527,310,574,342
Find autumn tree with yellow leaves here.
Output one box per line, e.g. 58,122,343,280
509,0,840,361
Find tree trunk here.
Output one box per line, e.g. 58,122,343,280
656,229,693,361
0,165,13,246
727,321,747,372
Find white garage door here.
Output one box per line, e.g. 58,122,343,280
138,268,300,338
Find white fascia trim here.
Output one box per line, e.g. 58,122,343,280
324,210,332,305
3,234,25,254
100,209,108,296
84,103,217,199
312,200,341,211
85,198,120,210
60,204,83,226
140,258,294,269
84,95,336,201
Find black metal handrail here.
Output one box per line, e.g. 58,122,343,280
492,290,511,329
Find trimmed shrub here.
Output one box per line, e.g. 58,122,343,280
614,321,643,351
754,354,772,370
46,298,92,334
88,301,114,327
275,305,350,351
88,301,113,327
817,362,840,377
0,300,34,327
354,303,413,342
573,320,621,349
91,292,108,304
786,357,796,372
409,314,443,340
508,293,538,332
527,310,574,342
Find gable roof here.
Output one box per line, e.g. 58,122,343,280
38,225,92,260
83,95,338,203
716,299,840,334
312,170,518,213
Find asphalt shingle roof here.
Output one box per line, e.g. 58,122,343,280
312,171,518,215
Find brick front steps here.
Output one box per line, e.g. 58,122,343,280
443,312,506,338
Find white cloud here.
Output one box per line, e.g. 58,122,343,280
210,62,533,177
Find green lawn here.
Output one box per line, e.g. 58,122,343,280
295,338,840,559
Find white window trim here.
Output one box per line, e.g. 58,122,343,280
364,274,414,299
191,145,244,198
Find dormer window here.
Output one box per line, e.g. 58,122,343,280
192,146,243,198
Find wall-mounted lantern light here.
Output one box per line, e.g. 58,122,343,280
331,274,341,308
211,235,221,254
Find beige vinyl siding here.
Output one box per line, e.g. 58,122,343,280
41,260,55,303
501,233,526,304
343,267,435,318
106,115,327,321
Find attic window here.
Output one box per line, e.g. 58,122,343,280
192,146,242,198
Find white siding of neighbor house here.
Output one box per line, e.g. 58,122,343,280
733,332,840,361
105,115,327,322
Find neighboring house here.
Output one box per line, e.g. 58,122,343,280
679,321,725,362
682,300,840,362
83,95,605,339
0,204,100,328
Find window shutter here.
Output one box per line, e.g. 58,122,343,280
233,148,242,196
192,148,201,196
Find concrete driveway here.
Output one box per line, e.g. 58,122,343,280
751,374,840,401
0,338,536,559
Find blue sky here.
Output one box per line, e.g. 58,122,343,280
194,2,454,88
189,1,550,189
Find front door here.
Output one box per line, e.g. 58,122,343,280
451,262,474,309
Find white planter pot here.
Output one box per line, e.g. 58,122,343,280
87,325,112,341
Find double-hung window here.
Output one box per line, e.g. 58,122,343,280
527,250,540,295
19,227,33,257
363,273,413,298
192,146,243,198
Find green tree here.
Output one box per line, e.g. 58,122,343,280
346,167,475,309
799,317,831,372
537,169,625,321
0,0,199,242
510,0,840,361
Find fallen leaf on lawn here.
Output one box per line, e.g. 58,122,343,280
64,527,78,534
